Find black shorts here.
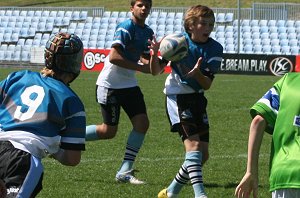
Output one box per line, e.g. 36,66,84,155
0,141,43,198
96,86,147,126
166,93,209,142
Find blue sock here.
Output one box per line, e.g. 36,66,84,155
184,151,206,197
167,164,189,195
85,125,99,141
118,129,145,173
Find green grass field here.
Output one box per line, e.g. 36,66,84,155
0,68,279,197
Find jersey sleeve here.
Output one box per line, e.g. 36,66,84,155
205,41,223,75
250,75,285,134
111,22,132,50
60,96,86,151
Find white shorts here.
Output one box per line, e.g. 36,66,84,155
272,189,300,198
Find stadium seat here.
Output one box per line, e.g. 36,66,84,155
117,17,126,24
269,32,279,40
34,10,42,17
88,40,97,49
250,19,259,27
244,44,253,53
285,20,295,28
4,51,13,61
262,45,272,54
278,32,288,40
175,12,183,20
225,13,234,23
32,39,41,47
56,10,65,18
259,20,268,27
102,11,111,18
290,46,300,55
226,37,235,45
10,33,19,43
97,34,105,41
253,45,263,54
12,50,21,61
252,38,261,46
289,39,299,47
111,11,119,18
97,41,105,49
149,11,159,19
267,20,276,27
98,29,107,35
71,11,80,21
79,11,88,21
41,10,50,18
17,38,25,46
278,26,287,34
0,44,8,51
104,41,112,49
270,38,280,46
276,20,286,27
280,39,289,47
281,46,291,55
0,50,5,61
261,32,270,40
64,11,72,18
19,10,27,17
119,11,127,18
269,26,278,34
5,10,12,17
216,13,226,23
225,44,235,53
16,16,24,23
252,32,260,39
15,22,23,28
260,26,269,33
21,51,30,61
49,10,57,18
272,45,281,54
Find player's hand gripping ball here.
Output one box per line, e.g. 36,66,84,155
159,33,188,62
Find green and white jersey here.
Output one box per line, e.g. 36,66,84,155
250,72,300,192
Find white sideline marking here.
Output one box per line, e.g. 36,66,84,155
44,153,269,164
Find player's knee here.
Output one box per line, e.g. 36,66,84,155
131,115,149,133
97,124,118,139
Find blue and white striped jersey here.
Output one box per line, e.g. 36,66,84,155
96,19,154,89
164,32,223,94
0,70,86,158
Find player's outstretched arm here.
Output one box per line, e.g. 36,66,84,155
235,115,266,198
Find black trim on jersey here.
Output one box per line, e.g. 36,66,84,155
60,142,85,151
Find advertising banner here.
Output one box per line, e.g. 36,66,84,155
220,54,296,76
82,49,300,76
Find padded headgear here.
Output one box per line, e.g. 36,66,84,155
45,32,83,76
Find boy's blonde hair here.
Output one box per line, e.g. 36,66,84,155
184,5,215,32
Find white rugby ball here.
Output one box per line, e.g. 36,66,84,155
159,33,188,62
